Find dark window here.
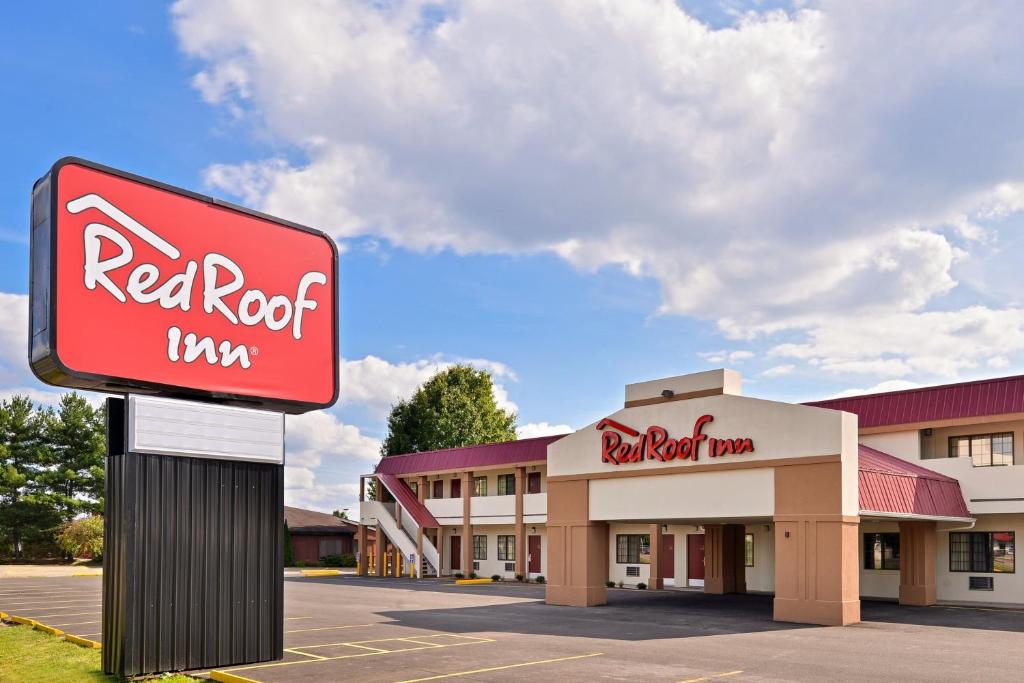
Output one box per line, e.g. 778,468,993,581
615,534,651,564
497,535,515,561
432,480,443,499
505,562,515,572
527,471,542,494
497,474,516,496
626,566,640,577
473,535,487,560
408,481,418,496
451,478,461,498
949,433,1013,467
473,476,488,497
950,532,1015,573
863,532,900,570
744,533,754,567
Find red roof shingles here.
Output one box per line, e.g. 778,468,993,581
857,445,971,519
373,435,565,476
376,473,440,528
806,374,1024,428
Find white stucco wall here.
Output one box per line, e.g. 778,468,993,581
745,523,774,593
937,514,1023,604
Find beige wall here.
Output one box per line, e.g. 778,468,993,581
936,514,1023,604
745,523,775,593
858,520,901,600
919,419,1024,464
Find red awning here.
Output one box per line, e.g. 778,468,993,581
858,444,971,520
376,473,440,529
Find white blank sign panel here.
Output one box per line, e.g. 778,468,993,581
128,394,285,464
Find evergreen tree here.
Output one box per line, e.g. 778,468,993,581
0,396,57,558
283,520,294,566
38,393,106,520
381,365,517,456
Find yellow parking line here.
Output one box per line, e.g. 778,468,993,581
211,670,262,683
0,598,101,607
284,647,328,661
28,611,97,619
285,623,374,633
225,638,494,672
677,671,744,683
395,652,605,682
51,620,100,628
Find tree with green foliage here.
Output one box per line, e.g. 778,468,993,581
57,515,104,559
0,395,58,558
38,393,106,520
381,365,517,456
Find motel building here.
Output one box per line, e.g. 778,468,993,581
357,369,1022,626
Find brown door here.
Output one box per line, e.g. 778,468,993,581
432,480,443,499
527,472,541,494
528,535,541,573
450,478,461,498
660,534,675,579
450,535,461,571
687,534,705,582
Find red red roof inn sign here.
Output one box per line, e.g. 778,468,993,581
29,158,338,413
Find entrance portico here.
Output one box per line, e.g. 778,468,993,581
545,369,864,625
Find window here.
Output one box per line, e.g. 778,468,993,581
626,566,640,577
949,433,1013,467
451,478,461,498
744,533,754,567
497,535,515,561
497,474,516,496
863,533,900,570
615,534,651,564
319,538,342,558
527,471,542,494
432,480,443,499
473,535,488,560
950,532,1015,573
408,481,418,496
473,476,488,497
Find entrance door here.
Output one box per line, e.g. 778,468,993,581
687,534,705,586
528,535,541,573
660,534,675,580
451,535,461,571
450,478,461,498
527,472,541,494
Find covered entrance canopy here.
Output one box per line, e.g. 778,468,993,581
543,369,971,627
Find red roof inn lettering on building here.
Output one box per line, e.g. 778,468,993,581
29,158,338,413
597,415,754,465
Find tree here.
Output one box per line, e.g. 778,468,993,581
0,395,57,558
332,509,350,520
381,365,517,456
38,393,106,520
57,515,104,559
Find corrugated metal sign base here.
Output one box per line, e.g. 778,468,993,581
104,400,284,676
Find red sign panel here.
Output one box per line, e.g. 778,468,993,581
597,415,754,465
29,158,338,413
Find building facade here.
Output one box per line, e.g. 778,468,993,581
358,369,1019,626
285,505,370,565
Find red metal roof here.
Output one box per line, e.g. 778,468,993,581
374,435,565,476
376,473,440,528
858,444,971,519
806,374,1024,428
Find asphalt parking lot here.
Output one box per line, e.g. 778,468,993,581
2,574,1024,682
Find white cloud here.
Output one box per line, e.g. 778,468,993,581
517,422,572,439
339,354,517,418
825,379,921,400
174,0,1024,384
699,350,754,365
0,293,29,386
284,465,360,512
762,364,794,378
285,410,381,468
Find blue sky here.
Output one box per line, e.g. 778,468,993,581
2,1,1024,511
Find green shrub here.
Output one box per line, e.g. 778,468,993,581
535,575,545,584
453,572,464,579
57,516,103,560
469,572,478,579
283,521,294,566
636,582,647,590
321,553,357,567
515,574,524,582
617,580,624,588
296,560,306,568
606,581,615,588
490,574,501,581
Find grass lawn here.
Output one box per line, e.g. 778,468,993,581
0,625,199,682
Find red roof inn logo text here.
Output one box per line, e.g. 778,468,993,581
29,158,338,413
596,415,754,465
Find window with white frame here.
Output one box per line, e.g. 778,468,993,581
949,433,1013,467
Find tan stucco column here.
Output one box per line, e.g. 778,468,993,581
703,524,745,594
437,526,446,575
462,471,473,573
375,525,385,577
648,524,664,589
357,524,368,575
515,466,526,576
545,479,609,606
899,521,937,606
773,462,860,626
